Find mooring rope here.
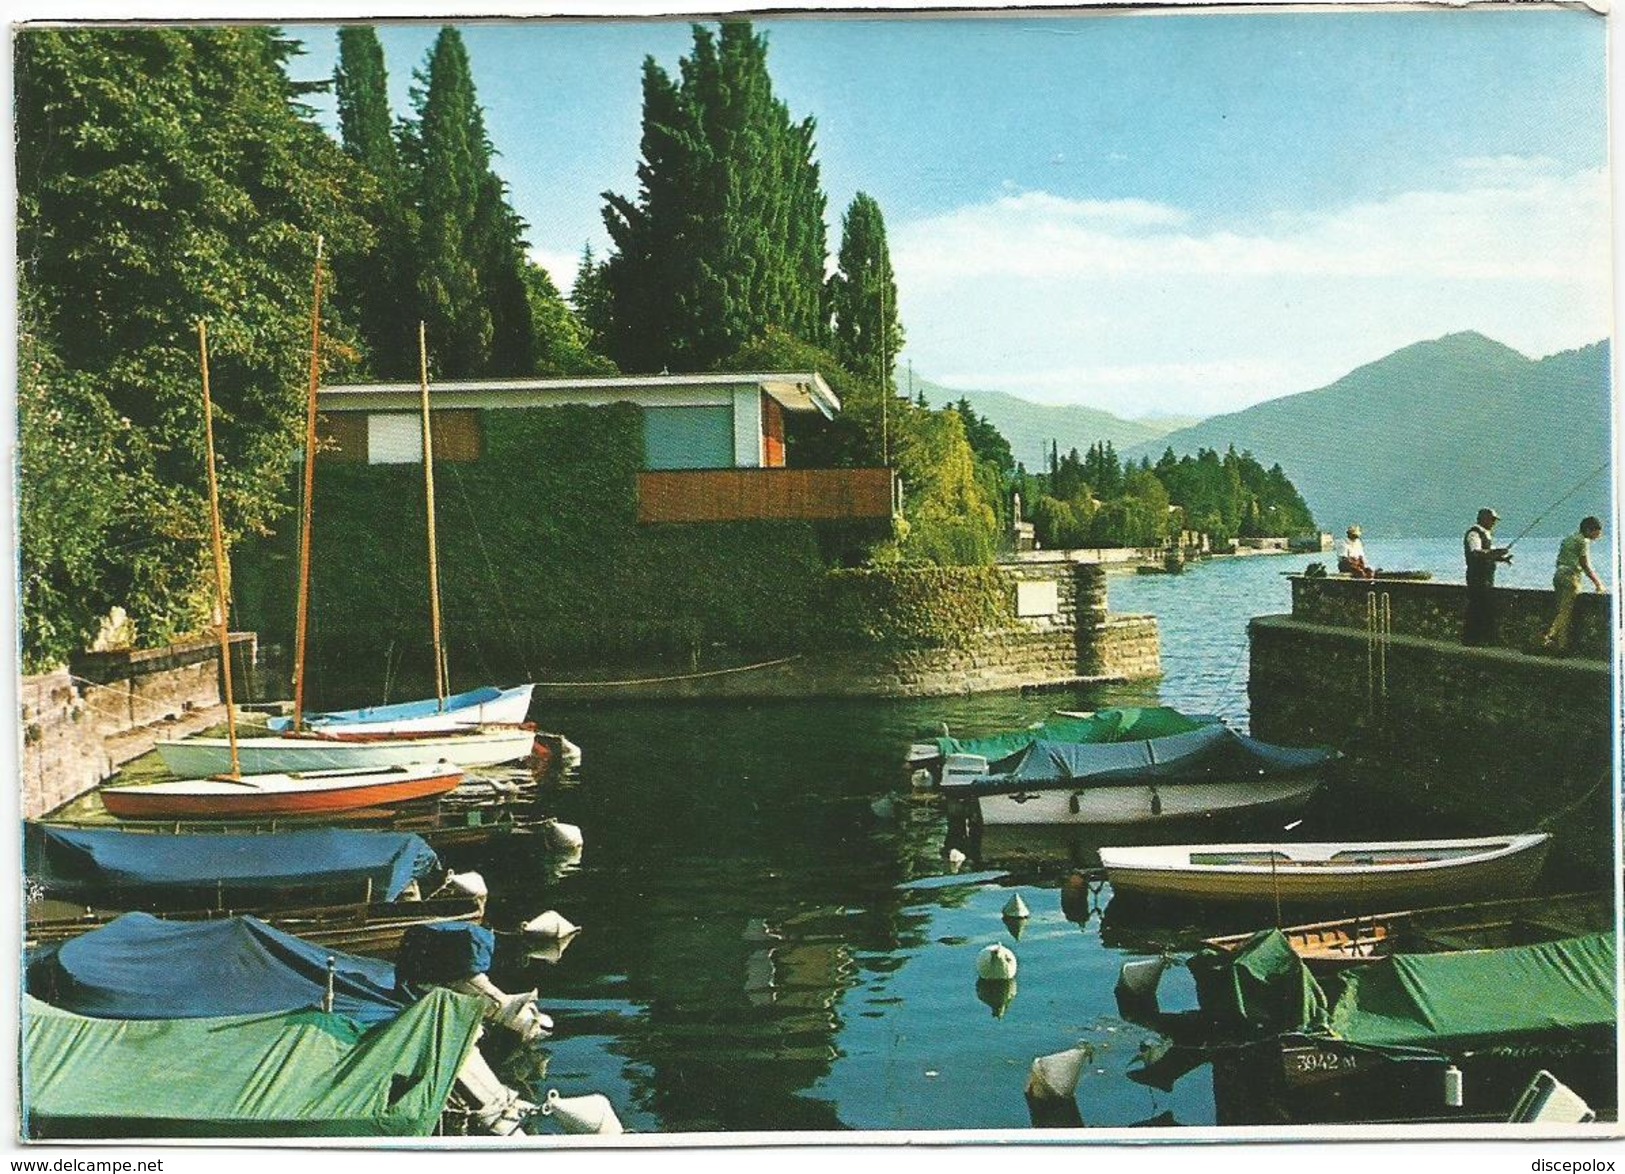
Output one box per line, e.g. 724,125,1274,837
529,654,802,688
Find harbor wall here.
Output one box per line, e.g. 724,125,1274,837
1249,577,1615,882
18,635,253,818
529,564,1160,702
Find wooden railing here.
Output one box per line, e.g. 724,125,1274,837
638,467,895,524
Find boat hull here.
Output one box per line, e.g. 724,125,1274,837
974,777,1319,827
154,728,537,776
100,763,466,821
1101,833,1552,906
268,684,535,735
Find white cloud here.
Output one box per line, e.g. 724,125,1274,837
529,247,581,297
892,164,1610,417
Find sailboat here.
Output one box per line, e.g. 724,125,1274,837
107,310,471,817
153,270,538,778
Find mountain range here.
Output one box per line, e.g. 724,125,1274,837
1121,332,1611,539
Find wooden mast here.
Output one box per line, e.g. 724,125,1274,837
198,320,241,778
290,236,325,733
418,321,448,710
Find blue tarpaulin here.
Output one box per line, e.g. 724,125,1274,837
943,724,1339,796
266,684,515,731
31,827,442,901
396,922,496,986
26,912,409,1026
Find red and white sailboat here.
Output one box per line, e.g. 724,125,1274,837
151,271,537,782
109,260,473,819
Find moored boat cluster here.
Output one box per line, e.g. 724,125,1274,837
907,705,1614,1127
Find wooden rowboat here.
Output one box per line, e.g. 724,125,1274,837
100,761,465,820
25,895,485,961
1200,889,1612,970
1099,833,1552,907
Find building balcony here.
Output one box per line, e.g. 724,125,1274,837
637,467,896,524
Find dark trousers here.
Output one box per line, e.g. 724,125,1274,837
1463,580,1498,646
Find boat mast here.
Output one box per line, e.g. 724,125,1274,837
417,321,448,710
198,320,241,779
290,236,325,733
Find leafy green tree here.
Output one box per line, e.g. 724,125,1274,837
522,262,618,376
829,192,902,391
571,244,613,356
16,27,371,661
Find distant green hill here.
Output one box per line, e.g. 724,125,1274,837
1124,332,1611,539
904,374,1183,470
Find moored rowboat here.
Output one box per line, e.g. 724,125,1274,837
154,726,538,776
1100,832,1552,906
1200,889,1613,970
100,761,466,820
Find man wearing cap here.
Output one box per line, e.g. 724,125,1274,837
1337,525,1374,579
1463,507,1512,646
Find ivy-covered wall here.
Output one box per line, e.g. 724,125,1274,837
820,566,1015,651
233,403,844,703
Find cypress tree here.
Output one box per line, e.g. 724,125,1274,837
601,21,828,372
412,28,493,376
333,26,419,376
828,191,903,392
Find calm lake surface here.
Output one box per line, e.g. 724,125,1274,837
453,536,1608,1134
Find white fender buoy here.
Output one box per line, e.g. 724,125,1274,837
1115,955,1169,1002
1026,1046,1089,1102
910,768,933,790
1002,893,1030,920
945,848,967,871
977,942,1018,982
542,1089,623,1135
442,871,489,902
522,909,580,940
544,820,585,852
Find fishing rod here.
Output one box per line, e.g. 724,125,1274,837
1503,460,1611,551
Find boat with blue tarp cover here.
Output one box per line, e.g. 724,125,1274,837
939,723,1338,827
27,825,441,900
23,826,486,957
25,912,410,1025
908,705,1219,772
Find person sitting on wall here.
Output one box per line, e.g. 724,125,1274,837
1463,507,1512,647
1337,526,1375,579
1542,515,1606,655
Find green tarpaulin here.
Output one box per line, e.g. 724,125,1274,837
23,986,484,1138
1329,932,1617,1051
934,706,1214,765
1188,929,1330,1034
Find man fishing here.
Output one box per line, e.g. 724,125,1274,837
1462,507,1512,646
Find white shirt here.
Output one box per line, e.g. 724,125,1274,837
1339,537,1365,561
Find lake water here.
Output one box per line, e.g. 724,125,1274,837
459,535,1610,1135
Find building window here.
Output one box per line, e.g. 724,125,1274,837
316,411,483,464
643,405,735,470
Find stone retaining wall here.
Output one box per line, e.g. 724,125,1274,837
19,634,252,818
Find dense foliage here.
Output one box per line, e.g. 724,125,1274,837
16,27,372,669
828,193,903,392
599,23,828,373
1012,441,1317,550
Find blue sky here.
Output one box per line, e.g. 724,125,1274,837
291,9,1609,417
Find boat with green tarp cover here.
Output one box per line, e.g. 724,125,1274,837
1175,930,1619,1123
908,706,1219,772
22,986,485,1138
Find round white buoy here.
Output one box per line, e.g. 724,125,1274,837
976,942,1018,982
522,910,580,940
945,847,967,868
1002,893,1030,920
544,820,584,852
542,1089,623,1135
